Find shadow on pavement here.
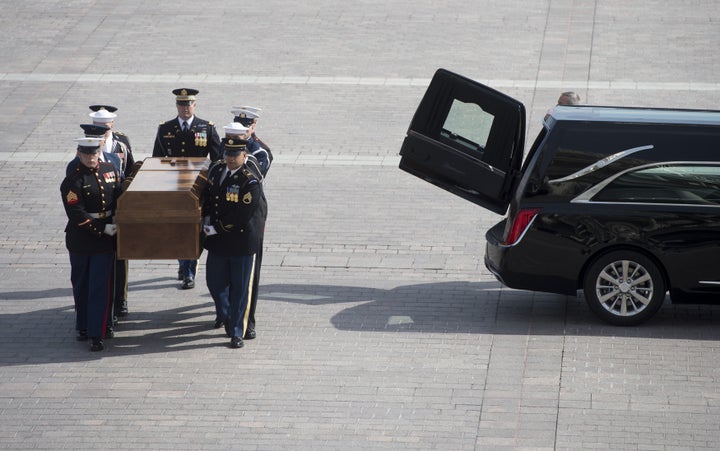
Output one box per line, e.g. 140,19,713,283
261,281,720,340
2,279,720,366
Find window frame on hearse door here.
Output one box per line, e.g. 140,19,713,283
398,68,526,215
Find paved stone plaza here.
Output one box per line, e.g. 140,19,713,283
2,1,720,449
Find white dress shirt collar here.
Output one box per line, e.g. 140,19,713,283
179,116,195,128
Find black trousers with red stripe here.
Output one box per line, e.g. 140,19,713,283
69,252,114,338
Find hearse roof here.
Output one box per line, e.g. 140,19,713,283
546,105,720,126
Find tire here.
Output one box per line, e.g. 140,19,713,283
583,250,666,326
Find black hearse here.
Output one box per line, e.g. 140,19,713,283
400,69,720,325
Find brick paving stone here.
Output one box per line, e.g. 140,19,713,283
2,1,720,450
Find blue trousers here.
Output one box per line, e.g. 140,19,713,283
178,259,198,278
206,253,256,338
69,252,114,338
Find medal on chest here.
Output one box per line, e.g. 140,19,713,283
195,130,207,147
226,185,239,203
103,171,117,184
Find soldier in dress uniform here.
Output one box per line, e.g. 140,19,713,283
230,107,273,340
60,137,122,352
152,88,222,161
88,105,134,319
153,88,222,290
201,137,266,348
220,119,269,340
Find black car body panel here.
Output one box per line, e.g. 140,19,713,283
401,69,720,324
486,205,720,296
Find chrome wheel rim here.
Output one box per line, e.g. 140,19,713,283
595,259,654,317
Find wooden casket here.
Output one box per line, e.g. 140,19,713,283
116,157,209,260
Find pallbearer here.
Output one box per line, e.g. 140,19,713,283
227,107,273,340
152,88,222,289
60,137,122,352
230,106,273,174
201,137,266,348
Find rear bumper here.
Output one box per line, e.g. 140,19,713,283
484,220,578,296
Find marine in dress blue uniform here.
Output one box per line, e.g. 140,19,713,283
152,88,222,289
60,137,122,352
66,124,122,176
201,137,266,348
88,105,134,319
67,124,125,329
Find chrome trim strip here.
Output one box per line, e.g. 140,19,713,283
571,161,720,203
571,199,720,207
549,145,654,184
699,281,720,286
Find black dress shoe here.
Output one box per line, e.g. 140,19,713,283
181,276,195,289
230,336,244,349
244,329,256,340
76,330,88,341
177,270,184,281
90,337,104,352
213,318,225,329
105,327,114,339
116,301,128,317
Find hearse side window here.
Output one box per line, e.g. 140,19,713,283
592,164,720,205
526,124,671,201
542,125,657,182
439,99,494,157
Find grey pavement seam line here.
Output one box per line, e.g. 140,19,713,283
2,73,720,91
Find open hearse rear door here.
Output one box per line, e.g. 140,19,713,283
399,69,526,215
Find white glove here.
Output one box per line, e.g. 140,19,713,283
203,225,217,236
103,224,117,236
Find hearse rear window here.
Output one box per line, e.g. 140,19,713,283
439,99,494,155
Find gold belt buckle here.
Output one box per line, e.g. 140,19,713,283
98,211,106,219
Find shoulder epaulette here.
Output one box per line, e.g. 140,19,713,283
241,167,260,181
208,160,226,173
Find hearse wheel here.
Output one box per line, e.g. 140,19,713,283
583,250,666,326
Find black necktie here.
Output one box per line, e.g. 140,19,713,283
182,121,188,132
220,168,231,186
